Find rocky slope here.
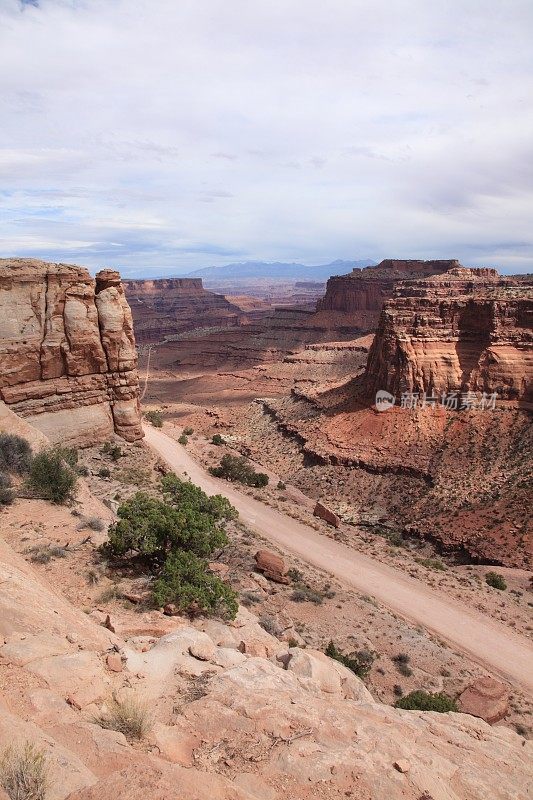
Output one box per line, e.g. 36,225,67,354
124,278,269,343
0,513,531,800
365,267,532,402
0,259,143,445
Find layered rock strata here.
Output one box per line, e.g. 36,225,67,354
365,268,533,402
0,259,143,445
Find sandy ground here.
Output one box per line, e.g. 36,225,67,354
144,423,533,696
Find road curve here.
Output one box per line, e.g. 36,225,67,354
144,424,533,695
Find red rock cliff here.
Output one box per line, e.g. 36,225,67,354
124,277,246,343
316,259,460,317
0,259,143,445
365,268,533,402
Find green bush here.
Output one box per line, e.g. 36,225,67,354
98,467,111,478
161,473,238,521
0,433,32,474
152,550,238,619
106,492,228,562
394,690,458,712
0,472,14,506
102,442,123,461
211,434,224,446
183,427,194,436
277,480,286,490
144,410,163,427
485,571,507,590
209,454,269,488
178,434,188,445
26,448,77,504
325,640,375,679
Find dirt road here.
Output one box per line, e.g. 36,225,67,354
144,424,533,695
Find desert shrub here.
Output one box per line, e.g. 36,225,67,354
415,557,447,571
209,454,269,488
393,684,404,697
291,584,324,604
394,690,458,713
77,516,104,532
287,567,303,583
56,447,78,467
392,653,413,677
76,465,89,477
183,427,194,436
28,544,67,564
102,442,123,461
0,472,15,506
98,467,111,478
0,741,48,800
144,410,163,427
241,590,262,607
325,640,375,679
94,696,152,740
211,434,224,445
485,571,507,590
26,448,77,504
178,434,188,445
277,480,286,490
152,550,238,619
0,433,32,475
258,613,283,637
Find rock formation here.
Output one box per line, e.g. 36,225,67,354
0,527,531,799
123,278,264,343
365,268,533,402
0,259,143,445
316,259,458,321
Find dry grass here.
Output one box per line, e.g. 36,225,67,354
93,696,152,740
0,741,48,800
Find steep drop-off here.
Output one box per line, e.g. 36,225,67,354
365,267,532,402
0,259,143,445
123,277,266,343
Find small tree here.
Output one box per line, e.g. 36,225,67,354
105,491,228,561
152,550,238,619
0,473,14,506
27,448,77,504
209,454,269,488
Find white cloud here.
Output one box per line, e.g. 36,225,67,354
0,0,532,275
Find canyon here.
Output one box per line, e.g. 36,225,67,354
0,257,532,799
0,259,143,446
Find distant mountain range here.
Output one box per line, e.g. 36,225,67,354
184,259,375,282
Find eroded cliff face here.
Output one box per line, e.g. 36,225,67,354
316,259,460,321
365,268,533,402
0,259,143,445
123,277,253,343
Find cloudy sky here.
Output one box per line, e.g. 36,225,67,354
1,0,532,276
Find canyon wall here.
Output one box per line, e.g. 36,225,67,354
365,268,533,402
124,277,254,343
0,259,143,446
316,259,460,321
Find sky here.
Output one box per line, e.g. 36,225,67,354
1,0,532,277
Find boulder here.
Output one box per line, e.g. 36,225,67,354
283,647,373,702
458,677,509,724
313,502,340,528
254,550,289,584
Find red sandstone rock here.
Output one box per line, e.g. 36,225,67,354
106,653,123,672
0,259,143,446
365,268,532,402
313,502,340,528
254,550,289,583
458,677,509,724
